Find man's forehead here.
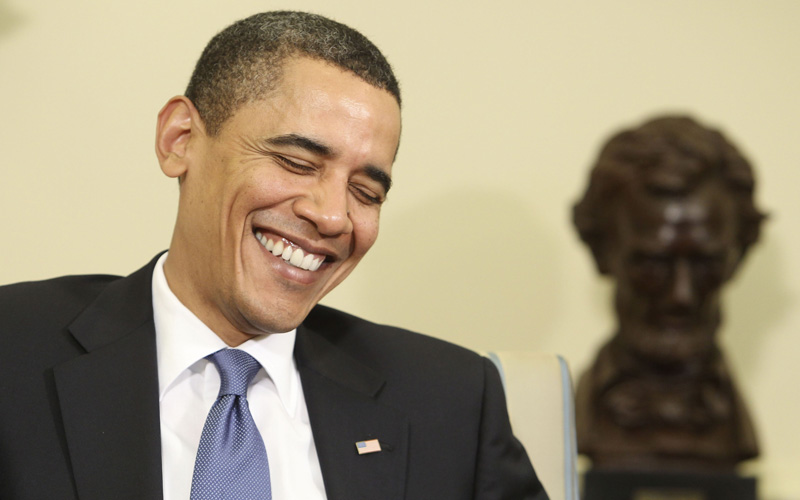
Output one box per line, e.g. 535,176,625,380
211,63,401,187
219,71,398,131
212,55,400,133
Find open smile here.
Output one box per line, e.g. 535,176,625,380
254,230,326,271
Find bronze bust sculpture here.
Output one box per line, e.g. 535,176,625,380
572,116,765,472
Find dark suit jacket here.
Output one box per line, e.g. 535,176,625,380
0,255,547,500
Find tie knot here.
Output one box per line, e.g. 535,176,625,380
209,349,261,397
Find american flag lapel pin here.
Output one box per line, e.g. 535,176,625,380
355,439,382,455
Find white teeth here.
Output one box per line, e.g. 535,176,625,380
289,248,304,266
255,232,325,272
255,231,269,249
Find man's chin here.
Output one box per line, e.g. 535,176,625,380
232,298,314,336
230,278,327,335
244,312,307,336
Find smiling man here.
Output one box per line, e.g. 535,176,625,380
0,11,547,500
158,55,401,346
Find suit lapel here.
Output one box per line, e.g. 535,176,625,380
296,322,409,500
53,257,163,500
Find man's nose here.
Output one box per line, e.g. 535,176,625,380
667,259,696,307
293,182,354,236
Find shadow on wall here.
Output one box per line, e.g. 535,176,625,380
725,227,790,377
353,187,561,351
0,0,24,39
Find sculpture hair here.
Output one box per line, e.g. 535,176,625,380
573,115,766,274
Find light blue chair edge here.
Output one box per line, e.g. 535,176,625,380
487,352,580,500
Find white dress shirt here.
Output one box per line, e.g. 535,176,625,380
152,253,327,500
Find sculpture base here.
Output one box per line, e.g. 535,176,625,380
582,470,756,500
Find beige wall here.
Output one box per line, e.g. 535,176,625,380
2,1,798,497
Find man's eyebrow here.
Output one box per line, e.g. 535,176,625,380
264,134,332,156
364,165,393,195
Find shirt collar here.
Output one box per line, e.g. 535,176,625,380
151,253,299,414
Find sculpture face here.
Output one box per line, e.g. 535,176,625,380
608,180,741,366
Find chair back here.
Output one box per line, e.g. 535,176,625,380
486,351,580,500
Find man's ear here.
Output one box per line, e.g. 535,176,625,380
155,96,205,180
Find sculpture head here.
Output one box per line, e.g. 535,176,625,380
573,116,765,366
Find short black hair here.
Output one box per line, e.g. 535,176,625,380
185,11,401,136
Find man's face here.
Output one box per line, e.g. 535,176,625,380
607,181,741,365
165,57,401,344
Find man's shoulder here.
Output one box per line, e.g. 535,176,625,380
1,273,122,301
303,304,486,376
0,273,122,327
0,273,128,370
306,304,476,350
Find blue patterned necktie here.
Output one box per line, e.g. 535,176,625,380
190,349,272,500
